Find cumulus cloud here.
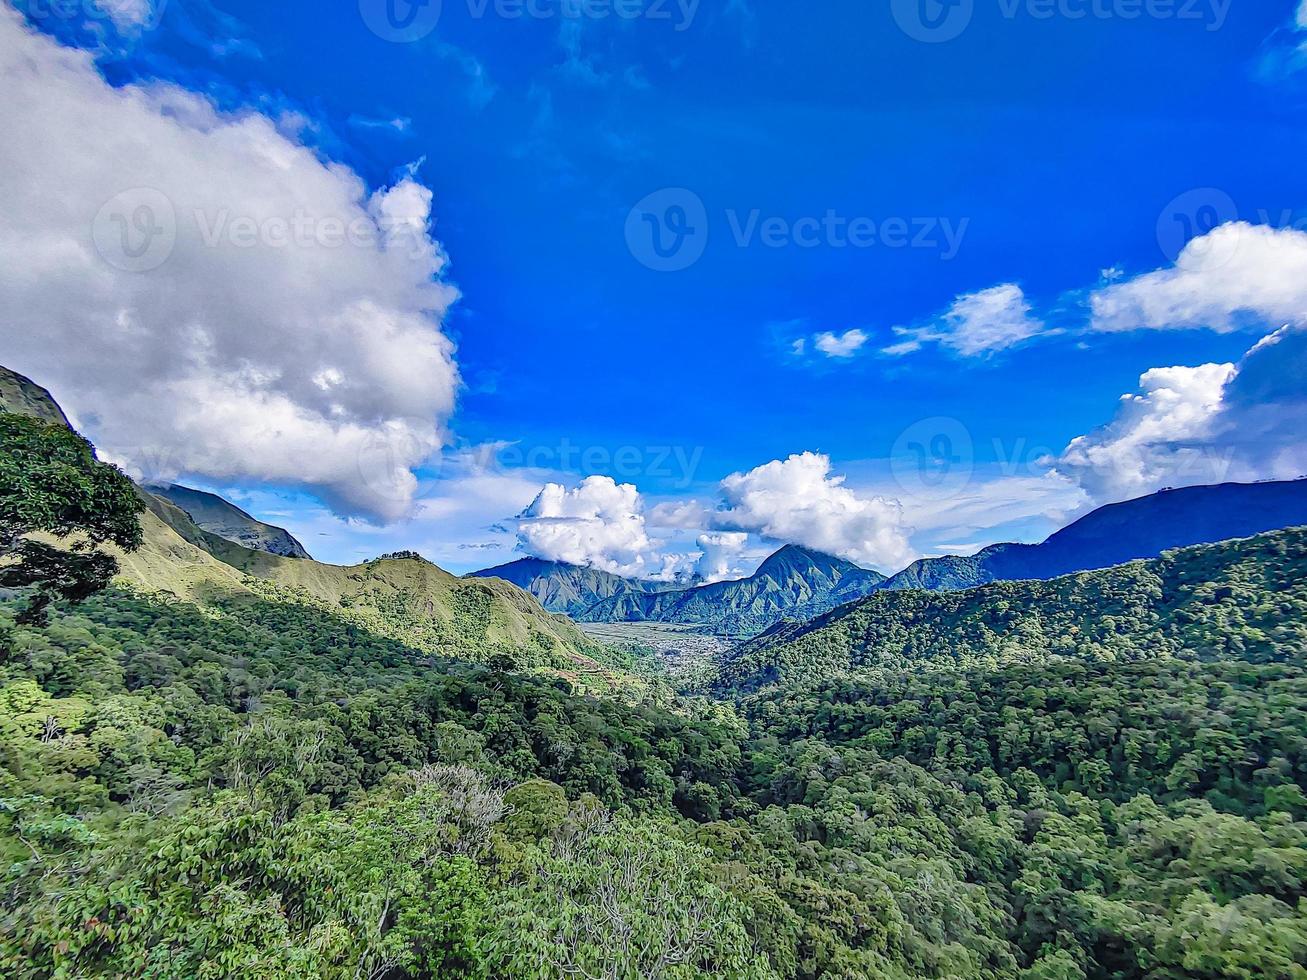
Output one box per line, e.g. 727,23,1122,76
813,329,869,359
1049,325,1307,504
886,283,1045,357
0,9,459,523
694,532,749,583
716,452,913,570
1091,223,1307,333
515,477,658,576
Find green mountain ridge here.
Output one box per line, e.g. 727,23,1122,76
577,544,888,636
718,525,1307,693
0,366,621,687
123,494,625,686
465,556,667,616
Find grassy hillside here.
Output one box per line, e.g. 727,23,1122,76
115,500,630,688
716,527,1307,692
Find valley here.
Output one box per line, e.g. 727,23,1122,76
576,620,734,676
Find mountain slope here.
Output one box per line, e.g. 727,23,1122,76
0,363,621,687
0,365,72,427
579,545,887,636
880,479,1307,593
466,557,663,616
717,526,1307,692
115,500,622,683
147,482,312,559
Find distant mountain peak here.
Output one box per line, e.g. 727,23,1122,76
146,483,312,560
877,478,1307,594
577,544,886,637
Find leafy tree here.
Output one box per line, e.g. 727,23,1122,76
0,415,142,624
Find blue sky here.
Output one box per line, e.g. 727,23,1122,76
4,0,1307,578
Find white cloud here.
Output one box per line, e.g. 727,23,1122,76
1049,325,1307,504
715,452,913,570
887,283,1045,357
515,477,658,576
648,499,712,530
1091,222,1307,333
813,328,869,359
92,0,157,30
1299,0,1307,30
694,532,749,583
0,9,459,523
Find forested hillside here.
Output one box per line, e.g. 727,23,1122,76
718,527,1307,692
5,526,1307,976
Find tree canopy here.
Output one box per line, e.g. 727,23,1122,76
0,414,143,624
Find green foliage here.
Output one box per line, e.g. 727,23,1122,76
3,526,1307,977
718,528,1307,692
0,414,143,624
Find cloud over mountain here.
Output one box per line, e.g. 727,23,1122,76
0,7,459,523
715,453,913,571
1051,326,1307,504
515,476,657,577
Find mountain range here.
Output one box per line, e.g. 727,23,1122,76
472,479,1307,638
574,545,886,636
878,478,1307,592
0,366,622,688
465,557,666,617
717,524,1307,693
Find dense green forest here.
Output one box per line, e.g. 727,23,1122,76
4,408,1307,977
717,528,1307,692
4,528,1307,977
